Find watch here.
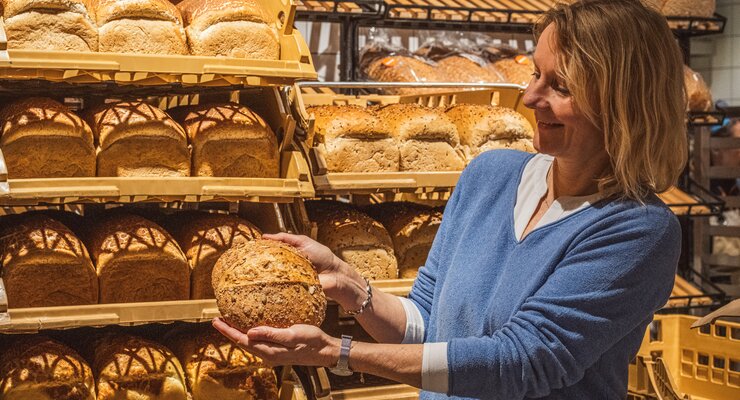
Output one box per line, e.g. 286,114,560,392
328,335,353,376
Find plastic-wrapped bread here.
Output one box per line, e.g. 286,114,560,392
364,202,442,279
178,103,279,177
306,200,398,280
436,56,504,84
0,336,96,400
92,0,188,54
1,0,98,51
93,334,187,400
364,55,445,95
0,97,95,179
212,239,326,331
445,104,535,163
489,55,535,86
375,104,465,172
86,212,190,303
0,214,98,308
176,0,279,59
168,326,279,400
684,65,713,112
662,0,715,17
307,105,400,173
557,0,664,10
173,212,261,299
87,101,190,177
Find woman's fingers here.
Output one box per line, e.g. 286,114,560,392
262,232,305,247
247,326,297,347
212,318,248,345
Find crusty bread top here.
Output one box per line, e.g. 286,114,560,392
169,326,269,373
308,105,391,143
306,200,394,251
374,103,460,144
178,102,275,143
0,213,90,264
0,97,94,147
174,212,262,261
90,0,183,25
86,101,187,149
93,334,184,385
364,202,442,256
177,0,272,31
445,104,534,147
1,0,94,18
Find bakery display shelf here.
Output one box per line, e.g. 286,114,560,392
332,383,420,400
688,110,726,127
667,13,727,38
296,0,384,20
657,180,724,217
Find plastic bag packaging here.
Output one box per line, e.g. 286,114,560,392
684,65,713,112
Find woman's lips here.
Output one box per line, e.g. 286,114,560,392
538,121,564,131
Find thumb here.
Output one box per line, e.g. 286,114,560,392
263,232,304,248
247,326,296,346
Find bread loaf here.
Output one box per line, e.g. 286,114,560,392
178,103,279,177
0,214,97,308
365,55,445,95
364,202,442,279
0,336,96,400
306,200,398,280
662,0,715,17
87,101,190,177
177,0,279,59
86,212,190,303
93,334,187,400
375,104,465,172
445,104,535,162
308,105,400,173
436,56,504,84
2,0,98,51
0,97,95,179
489,56,535,86
92,0,188,54
212,239,326,331
168,326,279,400
174,212,261,299
684,65,713,112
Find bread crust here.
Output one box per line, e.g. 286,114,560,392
2,0,98,51
662,0,715,17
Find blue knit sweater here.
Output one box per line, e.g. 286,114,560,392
408,150,680,399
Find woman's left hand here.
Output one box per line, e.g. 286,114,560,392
212,318,340,368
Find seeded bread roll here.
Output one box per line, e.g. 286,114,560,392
375,104,465,172
662,0,715,17
0,97,95,179
308,105,400,173
93,334,187,400
365,55,445,95
0,336,96,400
86,212,190,303
173,212,262,299
87,101,190,177
92,0,188,54
176,0,279,59
364,202,442,279
489,56,535,86
306,200,398,280
1,0,98,51
168,326,279,400
436,56,504,84
684,65,713,112
0,213,98,308
178,103,279,177
212,239,326,332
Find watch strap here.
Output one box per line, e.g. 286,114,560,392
336,334,352,371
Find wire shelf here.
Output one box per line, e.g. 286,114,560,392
296,0,384,21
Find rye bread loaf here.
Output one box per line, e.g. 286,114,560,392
86,212,190,303
364,55,445,95
306,200,398,280
364,202,442,279
92,0,188,54
173,212,262,299
375,104,465,172
87,101,190,177
0,336,96,400
93,334,187,400
308,105,400,173
176,0,279,59
178,103,279,177
684,65,713,112
489,56,535,86
662,0,715,17
0,213,98,308
1,0,98,51
168,326,279,400
212,239,326,332
0,97,95,179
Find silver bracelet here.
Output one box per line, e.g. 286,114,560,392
344,277,372,316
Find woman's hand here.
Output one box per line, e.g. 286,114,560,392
212,318,340,368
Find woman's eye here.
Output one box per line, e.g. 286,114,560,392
554,84,570,95
531,72,541,80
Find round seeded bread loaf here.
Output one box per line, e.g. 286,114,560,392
684,65,713,112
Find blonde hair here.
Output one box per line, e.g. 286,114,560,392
535,0,687,201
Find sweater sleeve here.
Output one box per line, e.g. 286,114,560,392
446,207,681,399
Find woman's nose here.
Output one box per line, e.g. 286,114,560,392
522,84,546,110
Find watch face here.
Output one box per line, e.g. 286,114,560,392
328,367,353,377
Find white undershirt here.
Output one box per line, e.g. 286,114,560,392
398,153,609,394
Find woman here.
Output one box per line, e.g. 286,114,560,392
214,0,687,398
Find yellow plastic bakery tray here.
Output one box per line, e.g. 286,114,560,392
0,0,316,86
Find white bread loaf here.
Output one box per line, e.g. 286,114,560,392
308,105,400,173
375,104,465,172
86,212,190,303
684,65,713,112
662,0,715,17
0,336,96,400
1,0,98,51
306,200,398,280
436,56,504,84
212,239,326,332
0,97,96,179
178,103,279,177
173,212,261,299
488,56,535,86
364,55,445,95
0,213,98,308
87,101,190,177
93,334,187,400
91,0,188,54
168,326,279,400
176,0,279,59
